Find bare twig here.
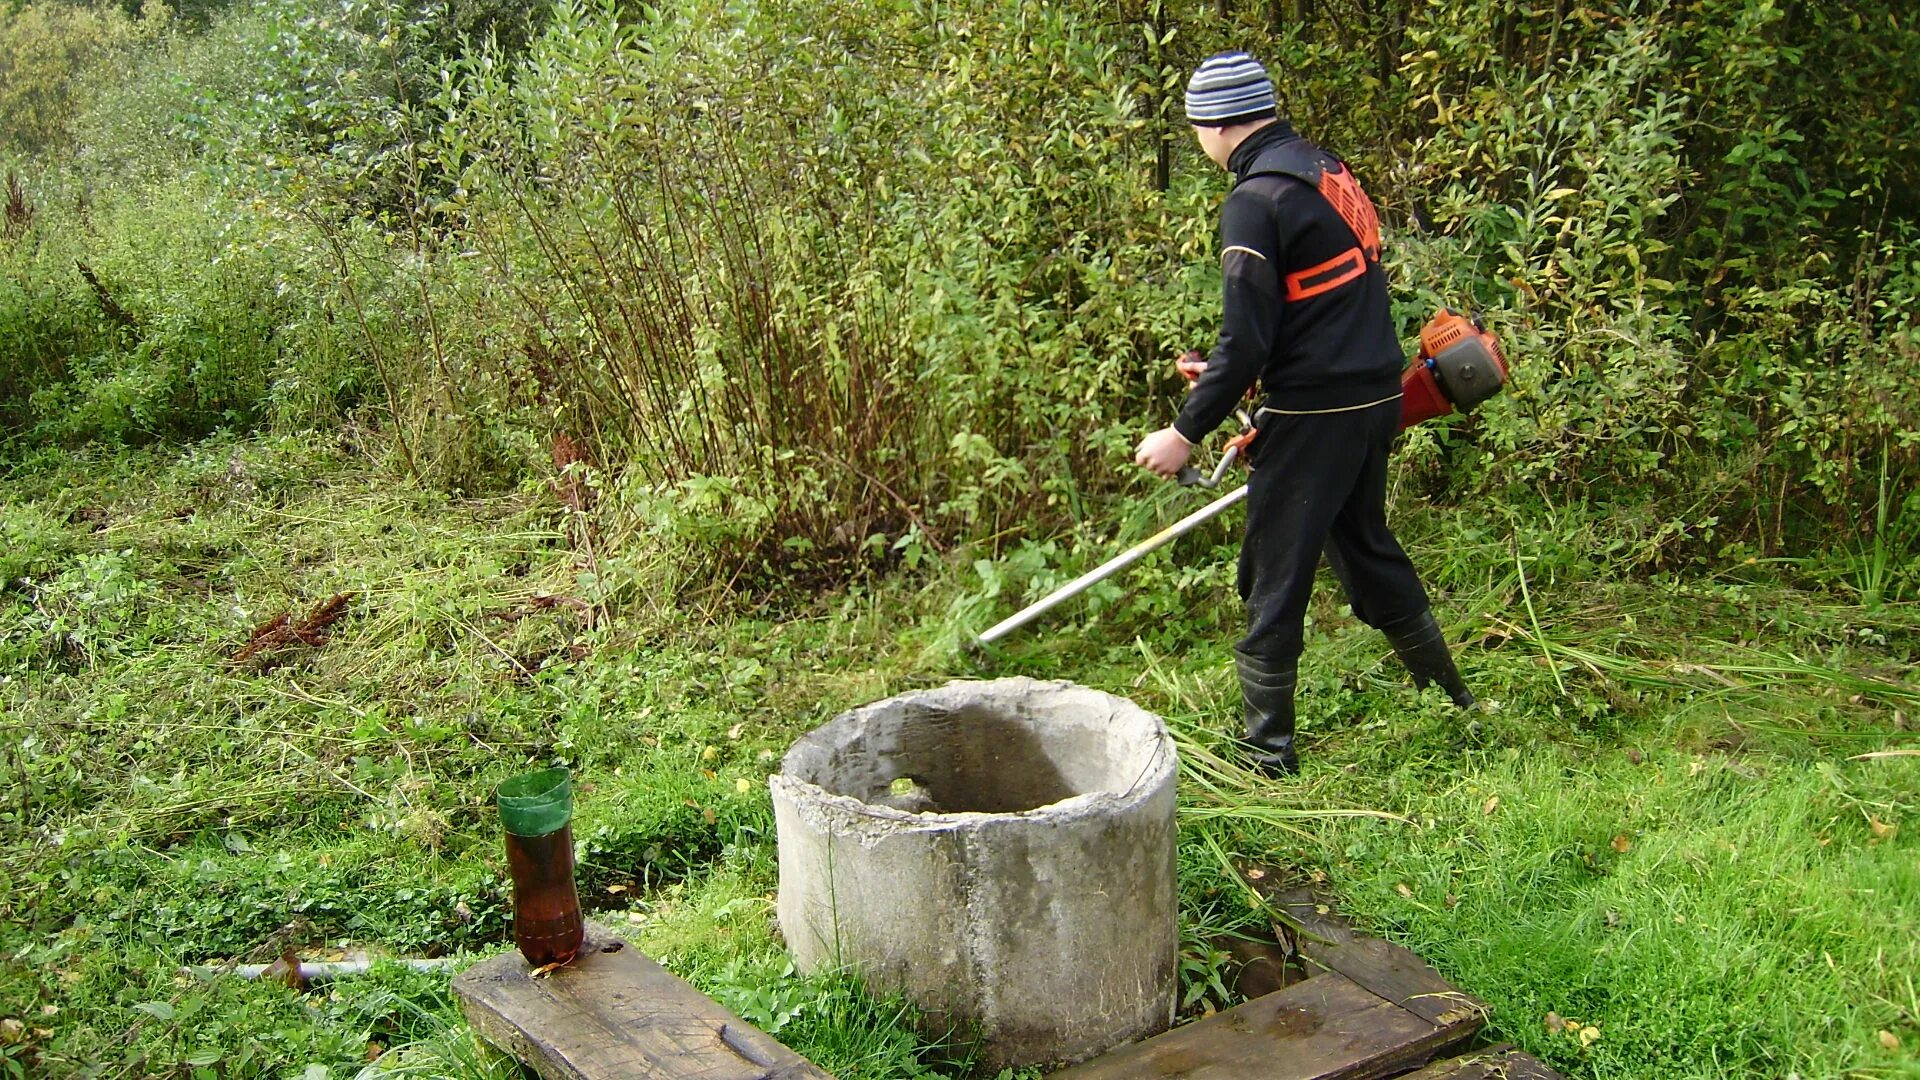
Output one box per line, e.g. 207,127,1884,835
75,261,137,332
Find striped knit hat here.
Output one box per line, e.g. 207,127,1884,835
1184,51,1277,127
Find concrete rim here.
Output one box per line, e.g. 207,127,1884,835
772,677,1178,829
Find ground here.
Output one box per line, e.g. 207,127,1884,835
2,434,1915,1079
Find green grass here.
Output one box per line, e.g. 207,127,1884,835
2,435,1916,1078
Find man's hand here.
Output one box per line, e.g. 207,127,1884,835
1175,349,1209,383
1135,426,1194,479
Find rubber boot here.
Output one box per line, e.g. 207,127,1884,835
1382,610,1475,708
1234,651,1299,777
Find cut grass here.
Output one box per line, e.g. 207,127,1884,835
946,494,1920,1078
1321,750,1918,1078
2,435,1916,1078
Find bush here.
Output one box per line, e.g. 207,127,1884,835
399,0,1919,576
0,172,101,437
1,175,369,446
9,0,1919,581
1388,0,1920,562
0,0,168,155
411,0,1222,564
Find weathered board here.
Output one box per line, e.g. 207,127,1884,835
1268,884,1357,951
1217,931,1305,1000
1267,884,1487,1028
1395,1046,1566,1079
454,925,835,1080
1047,968,1479,1080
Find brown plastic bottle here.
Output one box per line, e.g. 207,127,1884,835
496,768,584,967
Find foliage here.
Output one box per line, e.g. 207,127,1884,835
408,0,1219,563
0,0,169,155
0,172,99,436
0,172,371,447
1386,0,1920,565
7,0,1920,583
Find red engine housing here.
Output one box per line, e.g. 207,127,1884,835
1399,308,1509,431
1400,361,1455,429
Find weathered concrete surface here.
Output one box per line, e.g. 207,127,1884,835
771,678,1178,1070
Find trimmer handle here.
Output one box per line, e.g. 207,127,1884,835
1177,429,1256,488
1169,347,1258,488
1176,349,1209,385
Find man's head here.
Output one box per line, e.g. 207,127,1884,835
1185,51,1278,170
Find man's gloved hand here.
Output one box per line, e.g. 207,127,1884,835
1134,427,1194,479
1175,349,1209,383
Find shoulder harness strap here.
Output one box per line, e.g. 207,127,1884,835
1239,139,1382,301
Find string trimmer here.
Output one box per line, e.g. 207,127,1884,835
971,309,1506,650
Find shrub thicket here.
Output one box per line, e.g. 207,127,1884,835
2,0,1916,586
0,0,169,154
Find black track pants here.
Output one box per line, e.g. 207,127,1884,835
1236,397,1431,666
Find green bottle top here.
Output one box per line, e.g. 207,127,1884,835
497,767,573,837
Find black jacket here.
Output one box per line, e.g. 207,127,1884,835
1173,121,1405,445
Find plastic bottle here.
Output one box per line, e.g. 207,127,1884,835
496,767,584,967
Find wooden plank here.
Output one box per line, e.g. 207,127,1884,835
1268,884,1357,951
1394,1046,1566,1079
1217,932,1305,1000
1302,936,1484,1028
454,924,835,1080
1049,969,1478,1080
1268,886,1486,1028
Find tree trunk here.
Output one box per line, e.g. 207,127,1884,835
1375,0,1406,96
1152,0,1172,192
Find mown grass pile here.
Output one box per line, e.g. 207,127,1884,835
2,437,1914,1078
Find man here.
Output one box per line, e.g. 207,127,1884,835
1134,51,1473,776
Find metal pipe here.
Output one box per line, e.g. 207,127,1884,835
1175,442,1241,489
180,958,458,982
974,483,1249,647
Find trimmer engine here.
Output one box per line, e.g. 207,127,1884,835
1400,308,1509,429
